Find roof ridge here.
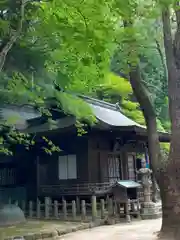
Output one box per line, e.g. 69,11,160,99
78,94,121,111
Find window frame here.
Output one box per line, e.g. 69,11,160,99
58,154,77,180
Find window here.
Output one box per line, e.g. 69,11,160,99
58,155,77,180
128,154,136,181
0,168,16,185
107,153,121,183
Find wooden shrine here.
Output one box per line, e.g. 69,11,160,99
110,180,141,221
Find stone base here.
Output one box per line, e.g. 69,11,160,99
140,201,162,220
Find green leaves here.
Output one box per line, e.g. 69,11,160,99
33,0,116,92
54,91,96,123
0,0,171,156
42,136,61,155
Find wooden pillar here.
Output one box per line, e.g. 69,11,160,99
121,151,128,179
36,156,40,198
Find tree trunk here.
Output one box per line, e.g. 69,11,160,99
129,67,161,177
122,21,162,183
123,5,180,239
159,6,180,239
159,172,180,239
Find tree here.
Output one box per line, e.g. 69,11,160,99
1,0,117,109
111,0,180,238
158,1,180,238
2,2,180,237
0,0,118,153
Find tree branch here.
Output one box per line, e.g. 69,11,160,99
155,39,168,81
174,1,180,29
162,7,178,126
129,66,156,118
0,0,27,72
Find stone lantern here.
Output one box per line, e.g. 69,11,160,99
138,159,161,219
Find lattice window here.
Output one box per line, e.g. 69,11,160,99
107,154,121,183
0,168,16,185
127,154,136,180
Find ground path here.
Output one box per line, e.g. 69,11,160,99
59,219,161,240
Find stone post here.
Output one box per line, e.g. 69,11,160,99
81,200,86,221
62,200,67,220
76,196,81,214
45,197,50,219
91,195,97,221
138,159,161,219
72,200,76,220
100,199,105,219
54,200,58,219
107,198,113,217
36,198,41,218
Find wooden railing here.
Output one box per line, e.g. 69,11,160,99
38,182,149,202
10,196,141,222
39,182,115,196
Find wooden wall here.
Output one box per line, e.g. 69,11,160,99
87,132,147,183
0,130,147,200
38,134,89,185
88,134,110,183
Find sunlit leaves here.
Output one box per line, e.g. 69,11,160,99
0,0,171,157
32,0,116,92
55,92,96,123
102,73,132,97
42,136,61,155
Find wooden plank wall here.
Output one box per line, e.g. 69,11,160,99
88,135,110,183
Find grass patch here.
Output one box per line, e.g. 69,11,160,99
0,220,81,239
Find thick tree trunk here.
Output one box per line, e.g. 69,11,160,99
159,6,180,239
158,144,180,239
129,67,165,203
123,5,180,239
158,103,180,239
159,173,180,239
129,67,161,176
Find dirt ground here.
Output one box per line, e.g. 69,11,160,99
59,219,161,240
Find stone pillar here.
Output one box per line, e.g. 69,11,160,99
138,159,161,219
91,195,97,221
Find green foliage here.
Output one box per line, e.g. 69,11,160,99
0,0,170,156
30,0,116,94
75,121,88,136
95,72,146,125
42,136,61,155
102,73,132,97
0,0,117,154
110,0,170,132
54,92,96,123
